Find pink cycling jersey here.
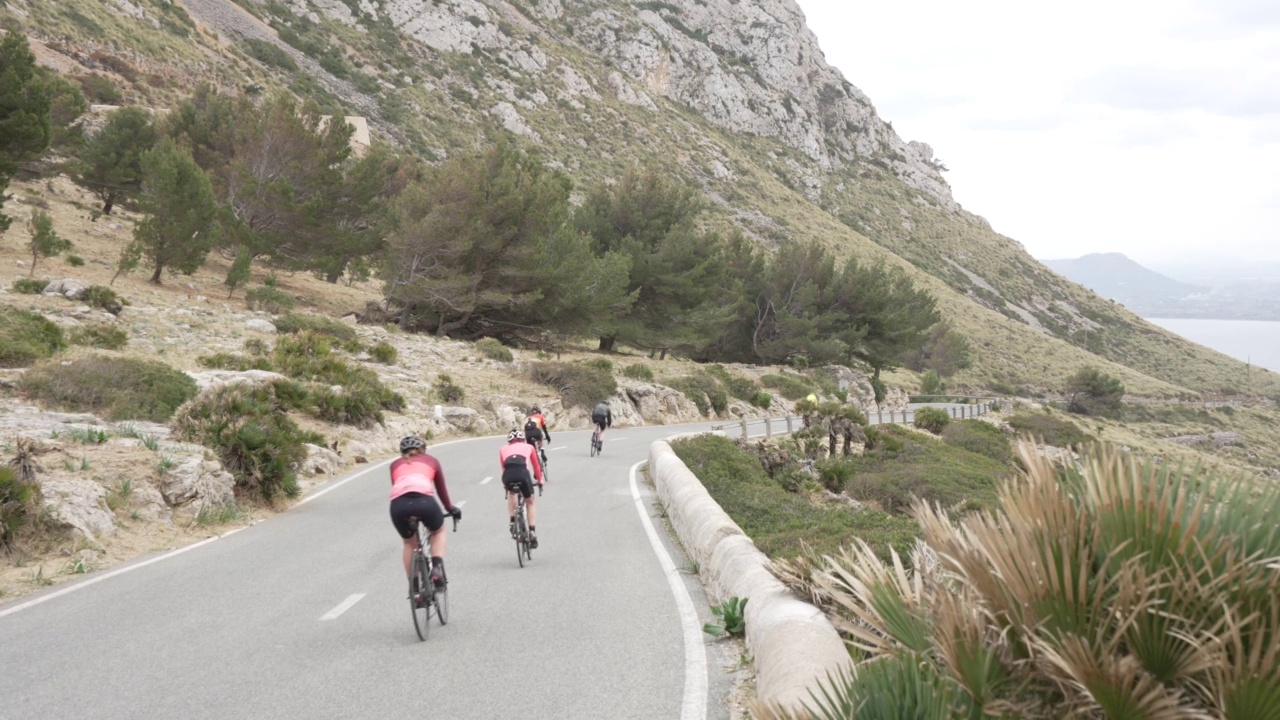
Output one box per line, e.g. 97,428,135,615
389,454,453,507
498,441,543,482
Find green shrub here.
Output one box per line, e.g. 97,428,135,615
245,285,295,314
1006,412,1094,448
670,374,729,416
274,313,356,342
1065,366,1125,419
197,353,272,371
20,355,197,421
0,465,40,548
66,254,85,267
242,37,298,71
528,362,617,410
816,457,857,493
919,370,944,396
724,375,760,401
433,373,465,403
70,324,128,350
243,338,270,356
475,338,513,362
309,379,393,427
0,306,65,368
750,391,773,409
848,426,1006,513
171,381,321,500
623,363,654,381
584,358,613,372
671,434,919,560
913,406,951,434
370,341,397,364
272,333,403,419
941,420,1012,464
12,278,48,294
85,285,126,314
761,373,814,401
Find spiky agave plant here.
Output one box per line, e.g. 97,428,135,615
763,443,1280,720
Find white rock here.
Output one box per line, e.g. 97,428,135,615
299,443,343,476
40,477,117,541
245,318,277,333
159,457,236,510
186,369,289,391
440,406,479,430
43,277,90,300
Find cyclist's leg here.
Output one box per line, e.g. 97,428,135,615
525,478,537,528
390,496,421,577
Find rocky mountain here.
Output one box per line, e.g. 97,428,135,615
8,0,1279,396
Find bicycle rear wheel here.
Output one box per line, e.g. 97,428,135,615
590,432,598,457
434,564,449,626
514,507,527,568
410,553,431,641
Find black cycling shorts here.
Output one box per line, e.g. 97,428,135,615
593,418,607,432
390,492,444,539
502,469,534,498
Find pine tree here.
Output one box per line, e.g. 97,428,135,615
77,106,157,215
0,34,52,232
27,210,71,277
122,139,218,284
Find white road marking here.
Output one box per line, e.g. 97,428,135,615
455,500,467,507
0,527,249,620
299,459,390,505
548,445,567,452
320,593,366,621
480,476,493,485
629,461,708,720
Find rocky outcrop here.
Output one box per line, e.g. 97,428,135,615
1167,431,1245,448
187,369,289,391
42,277,90,301
159,456,236,510
40,477,117,542
298,443,343,476
622,381,704,424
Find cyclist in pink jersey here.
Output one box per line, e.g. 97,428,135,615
389,436,459,587
498,429,543,547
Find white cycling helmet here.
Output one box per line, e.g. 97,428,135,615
507,429,525,442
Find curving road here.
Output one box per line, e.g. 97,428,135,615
0,419,756,720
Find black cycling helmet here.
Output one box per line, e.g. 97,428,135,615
399,436,426,453
530,406,541,414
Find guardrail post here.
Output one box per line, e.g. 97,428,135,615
765,417,773,438
786,415,794,433
877,408,883,425
741,418,748,440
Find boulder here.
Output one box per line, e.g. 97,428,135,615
159,456,236,510
40,477,117,541
187,369,289,391
245,318,277,333
298,443,343,476
126,481,172,524
816,366,877,408
622,382,702,424
440,406,479,430
881,387,910,412
43,277,90,301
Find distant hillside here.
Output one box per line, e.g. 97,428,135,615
1043,253,1208,314
1047,253,1280,321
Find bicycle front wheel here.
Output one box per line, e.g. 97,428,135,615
410,553,431,641
590,433,598,457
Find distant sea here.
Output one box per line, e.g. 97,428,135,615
1146,318,1280,372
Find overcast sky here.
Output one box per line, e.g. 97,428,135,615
793,0,1280,267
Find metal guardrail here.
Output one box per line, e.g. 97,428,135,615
713,402,994,440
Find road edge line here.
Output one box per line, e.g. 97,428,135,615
629,460,708,720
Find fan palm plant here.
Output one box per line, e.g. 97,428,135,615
763,443,1280,720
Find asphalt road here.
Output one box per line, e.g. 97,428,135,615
0,419,748,720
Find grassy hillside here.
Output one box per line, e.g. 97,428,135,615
5,0,1279,400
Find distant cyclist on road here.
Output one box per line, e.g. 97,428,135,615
591,401,612,449
524,406,550,466
499,429,544,548
389,437,459,589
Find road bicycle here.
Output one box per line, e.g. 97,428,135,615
589,429,602,457
509,481,542,568
408,510,459,641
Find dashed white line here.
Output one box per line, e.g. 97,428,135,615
455,500,467,508
629,461,708,720
548,445,567,452
480,476,493,485
320,593,366,621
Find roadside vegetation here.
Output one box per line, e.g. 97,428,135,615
19,355,198,422
769,445,1280,719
